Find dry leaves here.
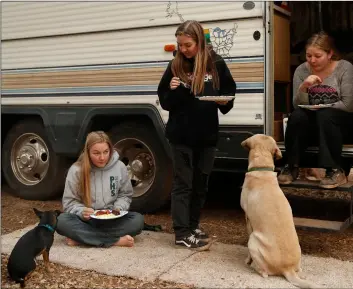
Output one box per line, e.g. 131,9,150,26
1,255,193,289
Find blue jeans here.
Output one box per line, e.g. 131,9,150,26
56,212,144,247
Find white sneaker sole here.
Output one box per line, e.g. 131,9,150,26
319,177,347,189
175,239,215,251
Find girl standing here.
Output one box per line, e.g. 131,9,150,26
157,20,237,250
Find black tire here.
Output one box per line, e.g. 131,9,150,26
2,119,68,200
109,121,173,213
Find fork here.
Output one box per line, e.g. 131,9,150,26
179,79,191,89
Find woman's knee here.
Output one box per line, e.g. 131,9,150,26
128,212,145,233
316,108,337,125
288,108,310,126
56,213,80,235
171,176,192,196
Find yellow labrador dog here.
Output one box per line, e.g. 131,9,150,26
240,134,319,288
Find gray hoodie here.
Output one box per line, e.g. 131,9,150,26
62,151,133,218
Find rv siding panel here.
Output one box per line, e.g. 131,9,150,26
3,18,264,69
2,2,264,39
2,3,265,127
1,93,263,126
2,62,264,89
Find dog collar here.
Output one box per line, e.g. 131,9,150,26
38,224,55,232
248,167,274,172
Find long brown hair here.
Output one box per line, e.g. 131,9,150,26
306,31,341,60
172,20,219,95
75,131,114,207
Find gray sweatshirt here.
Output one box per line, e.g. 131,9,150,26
293,59,353,112
62,151,133,218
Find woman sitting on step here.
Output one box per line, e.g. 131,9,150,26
57,131,144,247
278,31,353,189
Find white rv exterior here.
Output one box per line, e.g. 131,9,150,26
1,1,271,211
2,1,265,125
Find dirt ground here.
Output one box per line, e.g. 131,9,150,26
2,185,353,288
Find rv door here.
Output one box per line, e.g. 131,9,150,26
264,1,274,137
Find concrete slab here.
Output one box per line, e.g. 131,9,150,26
160,241,353,288
2,226,353,288
1,226,194,281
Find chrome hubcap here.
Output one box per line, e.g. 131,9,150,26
11,133,50,185
114,138,156,198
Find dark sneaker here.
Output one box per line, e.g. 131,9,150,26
175,234,211,251
320,168,347,189
277,164,299,185
192,228,210,242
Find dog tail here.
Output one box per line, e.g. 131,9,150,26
283,270,320,288
19,279,25,288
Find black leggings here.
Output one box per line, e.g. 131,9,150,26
169,144,215,239
285,108,353,169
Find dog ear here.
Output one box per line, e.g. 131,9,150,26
33,208,43,218
241,138,250,150
273,146,282,160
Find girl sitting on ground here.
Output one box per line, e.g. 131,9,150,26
57,131,144,247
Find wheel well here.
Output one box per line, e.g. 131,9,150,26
1,114,44,147
87,113,171,158
88,114,155,132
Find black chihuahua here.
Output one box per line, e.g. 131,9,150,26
7,208,61,288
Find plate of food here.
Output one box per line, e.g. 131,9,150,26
90,209,128,220
298,103,334,110
197,96,235,102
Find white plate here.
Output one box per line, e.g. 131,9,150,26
197,96,235,102
298,104,334,110
90,210,128,220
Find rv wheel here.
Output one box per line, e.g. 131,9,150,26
2,119,68,200
109,121,172,213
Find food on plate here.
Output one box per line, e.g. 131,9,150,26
112,209,120,216
92,209,121,219
95,210,111,216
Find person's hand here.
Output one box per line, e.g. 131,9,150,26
112,208,120,215
170,77,181,90
82,207,94,220
301,75,322,91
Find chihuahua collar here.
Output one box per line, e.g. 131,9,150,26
38,224,55,232
248,167,274,172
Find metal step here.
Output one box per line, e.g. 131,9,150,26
281,180,353,232
294,217,344,232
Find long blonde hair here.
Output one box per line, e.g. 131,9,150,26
172,20,219,95
75,131,114,207
306,31,341,60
